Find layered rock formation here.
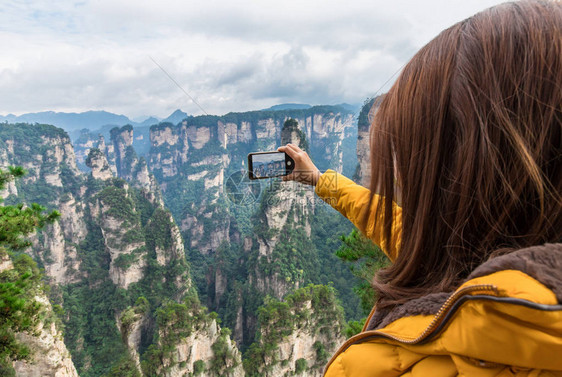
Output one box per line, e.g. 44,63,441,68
74,130,119,173
0,109,363,376
0,124,85,285
140,295,245,377
0,252,79,377
111,125,137,181
13,296,80,377
147,106,355,256
250,119,316,300
245,285,345,377
0,123,242,376
95,183,147,289
86,147,113,180
355,96,382,186
111,125,164,206
143,108,359,351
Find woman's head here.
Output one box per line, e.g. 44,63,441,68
370,0,562,307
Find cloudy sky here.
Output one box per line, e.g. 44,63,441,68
1,0,507,120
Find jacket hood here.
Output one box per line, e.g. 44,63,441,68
345,243,562,371
367,243,562,331
324,244,562,376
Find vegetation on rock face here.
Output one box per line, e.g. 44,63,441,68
85,148,105,167
1,110,385,377
61,176,192,376
0,253,44,376
281,118,309,152
336,229,389,336
357,97,377,132
0,123,82,209
141,293,240,377
104,352,142,377
0,167,60,375
243,284,345,376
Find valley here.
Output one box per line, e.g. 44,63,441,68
0,101,383,377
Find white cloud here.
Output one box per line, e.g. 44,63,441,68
0,0,507,118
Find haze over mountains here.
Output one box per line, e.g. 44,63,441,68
0,109,188,132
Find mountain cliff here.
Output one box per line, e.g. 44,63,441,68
0,123,242,377
249,119,316,300
355,96,382,186
0,104,368,376
0,247,78,377
244,285,345,377
0,123,85,285
145,106,356,293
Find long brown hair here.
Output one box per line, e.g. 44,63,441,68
369,0,562,309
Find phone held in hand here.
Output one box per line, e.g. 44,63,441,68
247,151,295,180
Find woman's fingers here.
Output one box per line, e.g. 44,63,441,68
277,143,320,186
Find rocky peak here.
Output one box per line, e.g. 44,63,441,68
0,124,82,190
145,295,244,377
0,124,85,285
97,135,118,175
144,207,191,299
133,157,164,206
356,96,383,186
281,118,308,150
110,125,137,180
116,299,150,374
13,297,80,377
86,147,113,181
97,134,107,153
109,125,163,205
251,119,316,299
96,184,147,289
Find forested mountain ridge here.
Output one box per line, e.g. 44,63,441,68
140,106,360,349
0,123,244,376
0,102,375,376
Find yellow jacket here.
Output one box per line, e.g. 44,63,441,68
315,170,562,377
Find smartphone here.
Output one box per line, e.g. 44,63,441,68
247,151,295,180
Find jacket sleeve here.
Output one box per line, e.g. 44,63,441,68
315,169,402,261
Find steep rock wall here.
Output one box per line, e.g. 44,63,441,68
142,295,244,377
356,96,382,186
1,122,249,377
0,253,79,377
0,124,85,285
13,296,80,377
250,119,315,300
147,107,355,256
96,184,147,289
245,284,346,377
111,125,137,181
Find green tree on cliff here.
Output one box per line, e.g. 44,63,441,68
336,229,388,336
0,166,59,375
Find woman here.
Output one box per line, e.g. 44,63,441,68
279,0,562,375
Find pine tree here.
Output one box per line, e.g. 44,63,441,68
336,229,388,336
0,166,59,374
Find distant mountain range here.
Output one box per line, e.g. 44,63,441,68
0,104,360,135
261,103,312,111
0,109,189,133
261,103,359,112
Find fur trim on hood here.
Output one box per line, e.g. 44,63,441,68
367,243,562,330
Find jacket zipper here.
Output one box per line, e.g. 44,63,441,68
324,284,499,374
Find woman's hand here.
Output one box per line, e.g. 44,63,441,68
277,143,322,186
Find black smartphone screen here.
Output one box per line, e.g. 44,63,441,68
248,151,294,180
